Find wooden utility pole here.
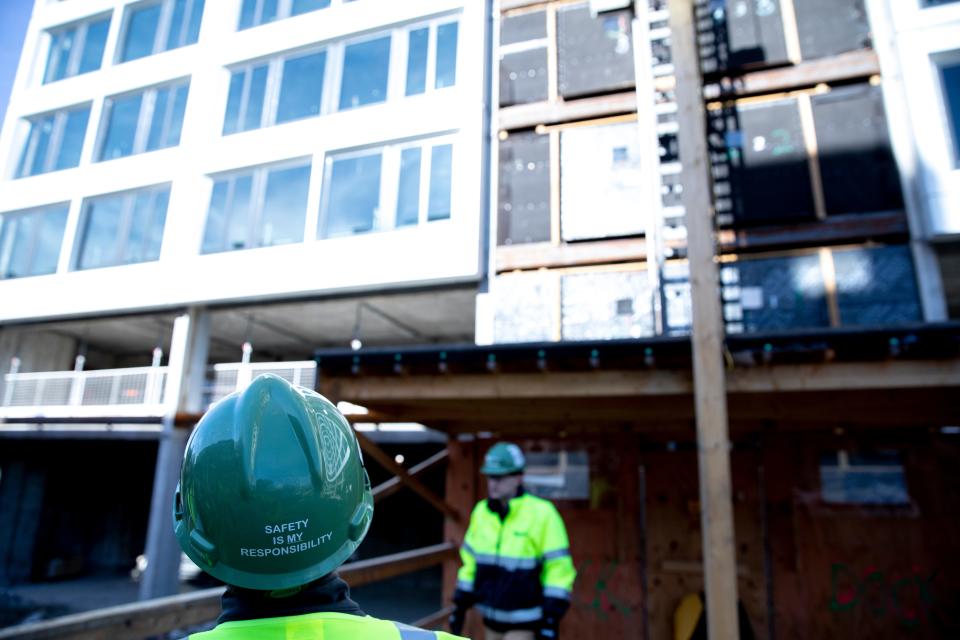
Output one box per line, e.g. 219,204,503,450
666,0,741,637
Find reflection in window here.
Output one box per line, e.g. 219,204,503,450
99,81,190,161
523,451,590,500
224,50,325,134
76,186,170,270
16,105,91,177
405,21,459,97
922,0,960,7
202,162,311,253
239,0,330,30
340,36,391,110
321,138,454,238
820,451,910,505
0,205,69,279
44,15,110,83
936,51,960,167
120,0,205,63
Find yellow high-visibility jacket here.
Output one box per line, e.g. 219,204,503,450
457,492,576,626
189,611,465,639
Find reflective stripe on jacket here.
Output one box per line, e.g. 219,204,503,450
189,611,465,639
456,492,576,624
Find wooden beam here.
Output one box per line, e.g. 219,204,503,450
412,606,456,630
669,1,741,638
498,91,637,131
716,211,909,253
0,544,458,640
373,449,449,502
355,430,461,522
496,237,650,272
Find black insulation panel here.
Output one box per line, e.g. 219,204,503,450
834,245,921,326
557,5,635,99
500,48,549,107
795,0,871,60
811,83,904,215
501,10,547,45
498,131,551,245
697,0,789,73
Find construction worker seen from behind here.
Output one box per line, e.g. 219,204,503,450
450,442,577,640
173,373,466,640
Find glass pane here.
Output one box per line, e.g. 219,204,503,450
147,87,171,151
55,107,90,170
1,215,36,278
223,71,246,134
243,65,269,131
166,0,187,50
226,175,253,249
323,153,382,237
44,30,74,83
292,0,330,15
202,180,230,253
33,206,68,276
186,0,204,45
277,51,326,123
260,164,310,246
79,18,110,73
261,0,279,24
940,59,960,166
405,28,428,96
101,95,142,161
427,143,453,220
77,195,124,270
238,0,257,29
339,37,391,110
396,147,421,226
19,117,53,177
147,84,188,151
126,188,168,263
435,22,458,89
123,6,159,62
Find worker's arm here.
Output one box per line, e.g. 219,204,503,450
450,507,480,634
539,503,576,639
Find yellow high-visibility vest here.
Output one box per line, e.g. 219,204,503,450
189,611,465,639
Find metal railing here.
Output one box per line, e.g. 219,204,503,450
0,367,168,418
205,361,317,404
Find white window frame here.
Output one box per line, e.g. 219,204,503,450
96,79,190,161
202,158,313,254
401,17,461,97
0,203,70,279
318,133,457,239
117,0,205,63
238,0,363,31
72,184,171,271
41,12,112,84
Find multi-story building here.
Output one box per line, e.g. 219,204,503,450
0,0,489,599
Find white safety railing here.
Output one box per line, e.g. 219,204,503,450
205,361,317,405
0,366,169,419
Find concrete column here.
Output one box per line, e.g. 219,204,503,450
139,307,210,600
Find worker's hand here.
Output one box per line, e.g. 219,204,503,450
537,616,560,640
448,607,466,635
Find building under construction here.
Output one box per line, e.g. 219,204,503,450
0,0,959,638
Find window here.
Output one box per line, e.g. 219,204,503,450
16,105,91,177
43,15,110,83
922,0,960,7
935,50,960,167
820,451,910,506
0,204,69,279
339,36,391,110
404,20,459,97
320,137,454,238
202,162,311,253
120,0,205,63
223,50,326,134
98,81,190,161
239,0,331,30
75,186,170,270
523,450,590,500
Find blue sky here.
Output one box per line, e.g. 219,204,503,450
0,0,34,124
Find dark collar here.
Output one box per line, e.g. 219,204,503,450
486,486,526,521
218,572,365,624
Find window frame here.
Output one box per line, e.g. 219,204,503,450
96,79,191,161
0,203,70,279
16,103,92,178
402,17,460,98
933,48,960,168
118,0,205,64
238,0,346,31
201,158,313,254
73,184,171,271
42,13,111,84
318,133,456,239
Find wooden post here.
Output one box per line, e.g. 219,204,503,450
666,0,741,637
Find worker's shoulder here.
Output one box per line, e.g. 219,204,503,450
520,491,561,514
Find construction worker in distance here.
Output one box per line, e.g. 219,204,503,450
173,373,466,640
449,442,576,640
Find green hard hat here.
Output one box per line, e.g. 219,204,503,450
173,373,373,591
480,442,526,476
